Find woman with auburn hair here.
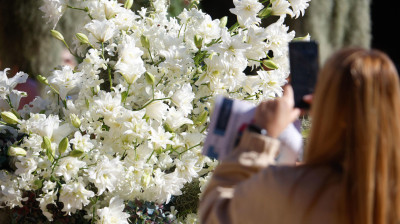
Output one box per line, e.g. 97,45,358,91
199,48,400,224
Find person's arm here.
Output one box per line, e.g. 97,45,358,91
199,129,280,224
199,85,300,224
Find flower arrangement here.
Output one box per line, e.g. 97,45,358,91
0,0,310,223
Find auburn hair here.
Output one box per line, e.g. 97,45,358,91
304,48,400,224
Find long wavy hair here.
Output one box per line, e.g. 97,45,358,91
304,48,400,224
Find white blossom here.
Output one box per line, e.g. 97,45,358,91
230,0,264,27
165,107,193,131
115,35,146,84
54,157,86,182
70,131,94,153
150,126,174,149
257,70,286,98
289,0,311,18
48,65,84,99
0,69,28,99
14,152,38,182
171,83,195,116
59,180,95,215
85,19,117,43
87,156,124,195
271,0,293,17
36,181,58,221
19,114,60,138
145,100,169,122
0,171,28,208
39,0,67,28
96,197,130,224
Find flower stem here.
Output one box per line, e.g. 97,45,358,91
66,5,93,19
61,39,72,54
0,120,18,129
134,97,171,111
146,150,155,163
6,95,14,109
67,5,87,12
148,48,154,64
90,196,99,224
122,84,131,105
107,66,112,90
155,73,166,87
100,42,113,90
248,58,262,63
178,143,201,155
50,155,61,175
228,22,240,32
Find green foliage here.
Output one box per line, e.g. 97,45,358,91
0,0,85,76
168,0,186,17
300,116,312,139
4,193,178,223
9,192,90,224
126,200,175,223
0,130,26,171
173,179,201,218
300,116,312,158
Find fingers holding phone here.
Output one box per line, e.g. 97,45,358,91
253,85,301,138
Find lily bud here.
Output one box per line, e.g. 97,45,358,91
262,59,279,70
36,75,49,85
124,0,133,9
91,85,100,95
141,35,150,49
70,114,81,128
195,110,208,125
258,7,273,18
50,30,64,41
32,179,43,190
42,136,55,162
69,149,84,158
11,108,21,119
41,136,52,151
85,98,90,108
76,33,90,44
144,71,155,85
219,16,228,28
58,137,69,154
194,35,203,49
164,123,174,133
293,34,311,41
1,111,20,124
8,146,26,157
47,147,55,162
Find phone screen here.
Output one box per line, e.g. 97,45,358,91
289,41,319,109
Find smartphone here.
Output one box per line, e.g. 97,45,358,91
289,41,319,109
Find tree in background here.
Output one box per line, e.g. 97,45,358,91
0,0,189,77
0,0,85,76
288,0,371,64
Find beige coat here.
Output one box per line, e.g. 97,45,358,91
199,130,343,224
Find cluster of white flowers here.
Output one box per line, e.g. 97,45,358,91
1,0,310,223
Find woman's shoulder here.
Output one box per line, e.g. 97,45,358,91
257,165,342,222
260,164,342,197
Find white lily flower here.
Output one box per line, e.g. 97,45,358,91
230,0,264,27
85,19,117,43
